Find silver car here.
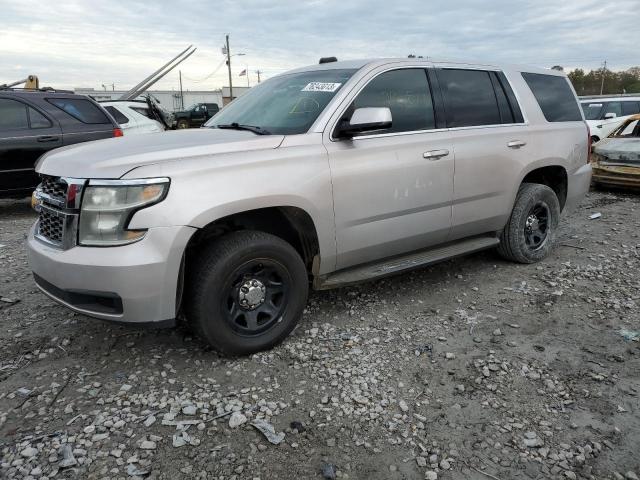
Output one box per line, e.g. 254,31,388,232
27,58,592,354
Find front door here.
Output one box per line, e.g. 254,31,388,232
0,98,62,194
324,68,454,270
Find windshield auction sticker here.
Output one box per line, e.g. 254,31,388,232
302,82,342,92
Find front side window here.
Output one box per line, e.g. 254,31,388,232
437,69,502,127
582,102,603,120
350,68,435,134
47,97,111,124
522,72,582,122
206,69,357,135
0,98,29,130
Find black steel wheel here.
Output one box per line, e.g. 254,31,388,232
222,259,290,336
524,202,550,251
497,183,561,263
186,231,308,355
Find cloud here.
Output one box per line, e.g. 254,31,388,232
0,0,637,91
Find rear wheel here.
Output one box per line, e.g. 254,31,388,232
497,183,560,263
185,231,308,355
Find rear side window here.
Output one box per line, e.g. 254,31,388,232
437,69,502,127
521,73,582,122
47,98,111,124
0,98,29,130
29,108,52,128
131,107,153,119
352,68,435,133
621,101,640,116
104,106,130,124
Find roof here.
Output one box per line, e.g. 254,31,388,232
580,95,640,102
284,57,564,77
0,89,77,97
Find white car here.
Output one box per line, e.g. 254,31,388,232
580,96,640,143
101,101,165,135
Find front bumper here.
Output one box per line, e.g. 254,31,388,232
564,163,593,213
27,224,196,325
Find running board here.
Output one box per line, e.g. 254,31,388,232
315,236,499,290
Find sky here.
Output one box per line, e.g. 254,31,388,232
0,0,638,92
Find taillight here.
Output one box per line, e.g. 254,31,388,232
586,124,592,163
113,128,124,137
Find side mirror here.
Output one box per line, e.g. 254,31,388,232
604,112,617,119
338,107,392,137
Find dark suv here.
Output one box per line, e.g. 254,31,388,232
173,103,219,129
0,90,121,198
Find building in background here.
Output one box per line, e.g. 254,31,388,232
221,86,250,106
74,88,224,113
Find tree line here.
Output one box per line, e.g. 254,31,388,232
552,65,640,95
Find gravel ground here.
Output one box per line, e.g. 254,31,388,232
1,190,639,480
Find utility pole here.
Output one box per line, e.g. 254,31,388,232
179,70,184,110
246,64,250,88
226,34,233,101
256,70,262,83
599,60,607,95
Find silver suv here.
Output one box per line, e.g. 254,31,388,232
28,58,592,354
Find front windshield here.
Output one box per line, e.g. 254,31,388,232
581,102,603,120
205,68,357,135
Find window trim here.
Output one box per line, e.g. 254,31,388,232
329,66,441,141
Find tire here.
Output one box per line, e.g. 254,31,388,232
591,135,600,144
177,119,190,129
497,183,561,264
185,231,308,355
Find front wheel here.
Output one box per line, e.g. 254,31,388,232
497,183,561,263
185,231,309,355
177,119,190,129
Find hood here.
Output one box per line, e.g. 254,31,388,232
594,138,640,165
36,128,284,179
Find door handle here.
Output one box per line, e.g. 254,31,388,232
423,149,450,160
37,135,59,142
507,140,526,148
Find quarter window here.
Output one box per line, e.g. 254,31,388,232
351,69,435,134
437,69,502,127
521,72,582,122
47,97,111,124
0,98,29,130
104,106,130,124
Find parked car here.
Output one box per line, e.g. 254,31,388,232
27,58,591,355
0,89,122,198
101,100,165,135
173,103,219,129
580,96,640,143
591,114,640,189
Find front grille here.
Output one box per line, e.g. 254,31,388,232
34,176,83,250
38,206,65,245
40,176,67,202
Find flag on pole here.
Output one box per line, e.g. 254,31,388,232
239,69,246,76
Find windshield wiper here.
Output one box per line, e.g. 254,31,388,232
215,123,271,135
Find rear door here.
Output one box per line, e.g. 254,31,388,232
435,66,530,239
0,97,62,194
46,96,115,145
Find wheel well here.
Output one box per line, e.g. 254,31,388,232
185,207,320,272
521,166,568,210
591,135,600,143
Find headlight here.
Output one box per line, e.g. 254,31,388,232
79,178,169,246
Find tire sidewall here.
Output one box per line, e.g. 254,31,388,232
194,238,308,355
511,185,560,263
